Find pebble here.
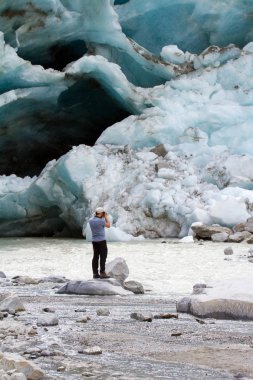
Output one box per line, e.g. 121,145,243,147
77,316,90,323
96,308,110,316
42,307,55,313
130,312,153,322
37,316,59,326
83,346,102,355
154,313,178,319
57,366,66,372
224,247,233,255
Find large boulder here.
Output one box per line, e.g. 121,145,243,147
228,232,245,243
177,278,253,320
105,257,129,283
211,232,228,242
124,280,144,294
12,276,39,285
247,236,253,244
37,315,59,326
245,217,253,233
191,224,232,239
0,352,44,379
233,222,246,233
56,278,132,296
0,295,25,313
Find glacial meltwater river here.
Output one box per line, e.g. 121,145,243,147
0,238,251,297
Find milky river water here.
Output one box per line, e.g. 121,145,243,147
0,238,251,297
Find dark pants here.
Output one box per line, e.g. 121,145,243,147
92,240,108,275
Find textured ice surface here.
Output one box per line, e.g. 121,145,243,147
0,0,253,237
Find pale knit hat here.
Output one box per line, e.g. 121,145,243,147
95,207,104,213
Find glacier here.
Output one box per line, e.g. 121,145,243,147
0,0,253,238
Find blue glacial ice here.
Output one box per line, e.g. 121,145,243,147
0,0,253,238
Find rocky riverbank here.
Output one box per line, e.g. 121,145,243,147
0,265,253,379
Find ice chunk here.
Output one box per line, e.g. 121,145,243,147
208,196,250,227
160,45,186,65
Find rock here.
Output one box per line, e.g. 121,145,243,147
37,316,59,326
233,223,246,233
224,247,233,255
0,271,6,278
193,283,207,295
248,258,253,263
245,217,253,233
150,144,167,157
42,307,55,313
191,224,232,239
56,278,132,296
171,332,182,337
0,295,25,313
57,366,65,372
0,372,10,380
228,232,245,243
246,236,253,244
74,308,86,313
123,280,144,294
105,257,129,283
130,312,153,322
27,327,37,336
211,232,229,242
77,316,89,323
39,276,68,283
10,373,27,380
83,346,102,355
176,297,191,313
0,352,44,379
40,350,50,357
96,308,110,316
24,348,41,355
12,276,39,285
154,313,178,319
195,318,206,324
241,231,252,240
177,278,253,320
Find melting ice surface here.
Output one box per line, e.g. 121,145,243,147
0,0,253,239
0,238,252,296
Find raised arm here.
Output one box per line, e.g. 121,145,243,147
104,212,111,228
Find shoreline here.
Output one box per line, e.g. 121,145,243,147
0,279,253,379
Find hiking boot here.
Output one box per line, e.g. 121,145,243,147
93,274,100,279
100,272,110,279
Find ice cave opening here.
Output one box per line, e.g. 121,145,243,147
19,40,88,71
0,78,130,177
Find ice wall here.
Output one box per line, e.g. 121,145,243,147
0,0,253,237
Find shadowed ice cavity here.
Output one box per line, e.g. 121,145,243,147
0,79,130,177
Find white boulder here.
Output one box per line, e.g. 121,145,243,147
0,352,44,380
106,257,129,283
56,278,132,296
211,232,229,242
0,295,25,313
177,278,253,320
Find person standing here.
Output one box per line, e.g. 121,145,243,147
89,207,111,279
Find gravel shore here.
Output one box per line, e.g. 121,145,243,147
0,280,253,380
